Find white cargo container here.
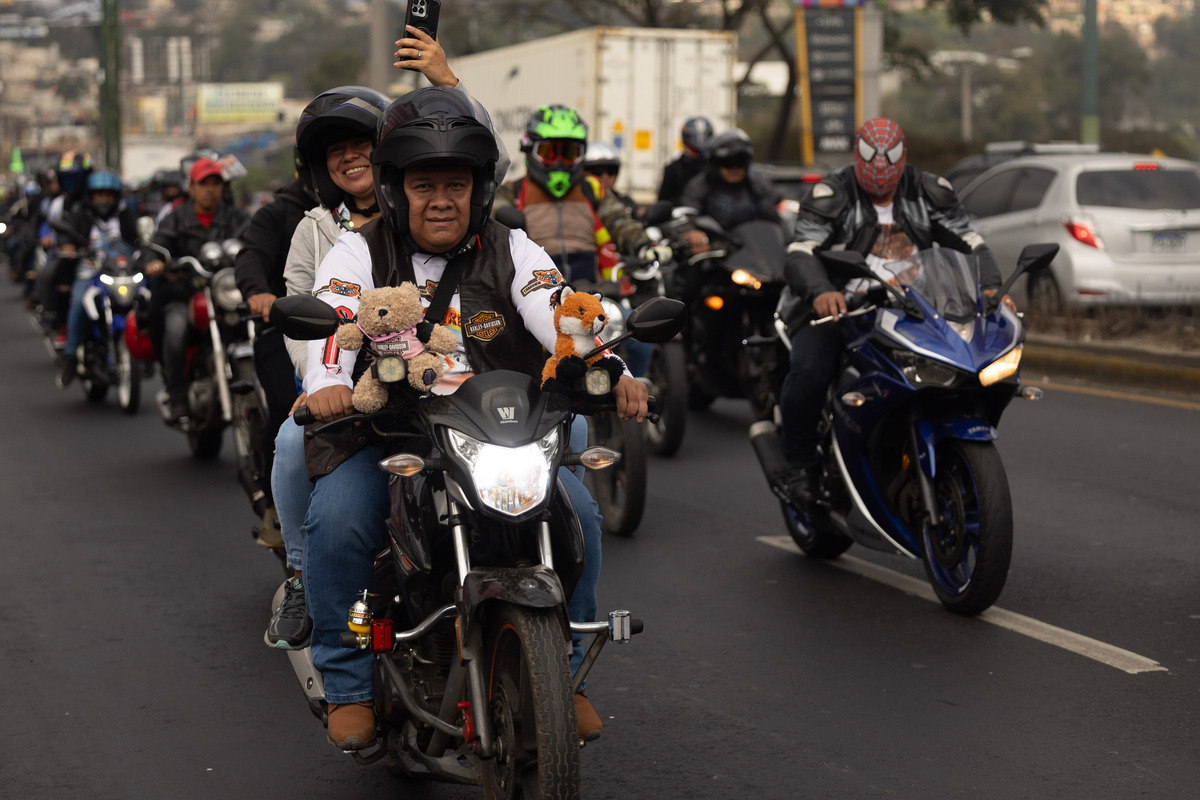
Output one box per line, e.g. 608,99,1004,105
449,26,737,201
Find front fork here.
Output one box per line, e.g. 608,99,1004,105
205,288,234,424
343,498,638,757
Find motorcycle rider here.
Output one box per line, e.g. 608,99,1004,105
144,157,251,424
582,141,640,217
55,168,140,387
679,127,781,244
777,117,1016,505
264,83,391,650
266,36,493,650
152,169,187,225
658,116,712,207
492,104,671,286
298,86,646,750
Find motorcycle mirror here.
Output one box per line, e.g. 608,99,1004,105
136,216,156,245
988,243,1060,313
625,296,687,343
270,294,343,340
494,206,527,231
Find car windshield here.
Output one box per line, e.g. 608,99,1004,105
1076,168,1200,210
876,248,980,323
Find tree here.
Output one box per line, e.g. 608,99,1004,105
303,49,365,96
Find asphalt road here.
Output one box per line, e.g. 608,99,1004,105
1,280,1197,799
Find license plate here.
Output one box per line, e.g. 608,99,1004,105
1151,232,1187,252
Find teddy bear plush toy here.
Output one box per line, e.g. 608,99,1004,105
541,285,625,393
334,283,458,413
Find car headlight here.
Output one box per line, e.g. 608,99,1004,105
211,267,243,311
448,427,560,516
979,346,1022,387
597,297,626,344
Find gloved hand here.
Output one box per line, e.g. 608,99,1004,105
638,243,673,265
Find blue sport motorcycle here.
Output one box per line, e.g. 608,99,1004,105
751,243,1057,615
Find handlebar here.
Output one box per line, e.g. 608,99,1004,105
809,304,877,326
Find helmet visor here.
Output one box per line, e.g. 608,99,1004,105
532,140,584,167
713,152,751,170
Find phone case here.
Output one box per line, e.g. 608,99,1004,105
404,0,441,40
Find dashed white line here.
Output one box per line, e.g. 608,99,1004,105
757,535,1167,675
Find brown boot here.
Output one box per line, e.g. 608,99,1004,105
327,701,376,750
574,690,602,742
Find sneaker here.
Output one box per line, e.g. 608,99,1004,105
327,701,376,750
574,690,602,742
266,576,312,649
782,464,819,508
255,506,284,549
56,355,77,389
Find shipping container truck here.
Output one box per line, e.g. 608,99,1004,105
449,26,738,201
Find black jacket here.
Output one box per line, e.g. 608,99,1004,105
780,163,998,330
234,178,316,299
62,201,139,249
153,197,250,262
658,154,705,207
679,166,781,231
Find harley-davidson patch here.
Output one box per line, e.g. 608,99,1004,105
314,278,361,299
419,279,438,300
520,269,565,297
464,310,505,341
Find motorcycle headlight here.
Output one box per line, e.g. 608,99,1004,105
199,241,224,268
448,427,560,517
731,269,763,290
375,356,407,384
211,267,243,311
893,350,963,388
979,345,1022,387
597,297,626,344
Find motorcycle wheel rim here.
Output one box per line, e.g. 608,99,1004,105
922,448,980,596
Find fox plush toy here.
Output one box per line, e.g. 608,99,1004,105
541,286,625,391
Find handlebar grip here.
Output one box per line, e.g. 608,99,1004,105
338,632,360,648
631,618,644,635
293,406,315,426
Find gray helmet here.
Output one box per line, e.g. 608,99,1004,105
681,117,714,157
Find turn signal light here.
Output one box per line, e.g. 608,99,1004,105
579,446,621,470
704,295,724,311
379,454,426,476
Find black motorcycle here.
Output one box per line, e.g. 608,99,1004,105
661,213,788,418
271,292,686,796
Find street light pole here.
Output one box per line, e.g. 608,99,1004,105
99,0,121,171
1081,0,1100,144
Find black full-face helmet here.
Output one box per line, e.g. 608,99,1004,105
295,85,390,210
706,128,754,170
371,86,500,252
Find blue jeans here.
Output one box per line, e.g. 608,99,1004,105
305,417,602,704
64,275,93,355
271,417,311,571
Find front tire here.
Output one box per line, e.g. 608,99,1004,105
643,341,687,457
188,423,224,459
920,440,1012,615
115,338,141,415
588,412,647,537
480,606,580,800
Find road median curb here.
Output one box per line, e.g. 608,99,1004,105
1023,336,1200,396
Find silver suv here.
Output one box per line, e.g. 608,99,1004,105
958,152,1200,313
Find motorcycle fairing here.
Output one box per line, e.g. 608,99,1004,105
424,370,564,446
876,294,1021,375
830,432,915,556
913,416,997,481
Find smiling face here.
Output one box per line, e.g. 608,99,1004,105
326,135,375,206
403,165,473,253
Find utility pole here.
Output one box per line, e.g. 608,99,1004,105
368,0,391,94
100,0,121,171
1081,0,1100,144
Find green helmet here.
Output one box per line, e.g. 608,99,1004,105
520,104,588,199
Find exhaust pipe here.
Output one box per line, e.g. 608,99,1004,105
749,420,787,485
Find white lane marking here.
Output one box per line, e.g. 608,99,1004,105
757,535,1167,675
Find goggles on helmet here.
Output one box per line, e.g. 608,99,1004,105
586,165,619,177
532,140,584,167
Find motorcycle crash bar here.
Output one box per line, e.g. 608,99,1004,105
570,610,644,694
339,602,457,651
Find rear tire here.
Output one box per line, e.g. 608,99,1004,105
781,500,852,559
188,423,224,459
643,341,687,456
588,413,647,537
480,606,580,800
920,440,1012,616
1027,269,1062,317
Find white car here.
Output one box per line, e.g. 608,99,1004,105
958,152,1200,313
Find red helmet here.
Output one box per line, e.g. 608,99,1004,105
853,118,906,204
